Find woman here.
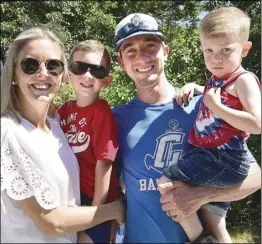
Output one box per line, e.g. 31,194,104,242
1,27,125,243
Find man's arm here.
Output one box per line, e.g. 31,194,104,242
160,162,261,222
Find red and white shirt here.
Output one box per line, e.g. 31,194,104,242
58,99,120,202
189,70,260,149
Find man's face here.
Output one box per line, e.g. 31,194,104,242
118,35,168,89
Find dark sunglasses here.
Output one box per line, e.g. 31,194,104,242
20,57,64,76
69,61,109,79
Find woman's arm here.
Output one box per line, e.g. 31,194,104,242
160,162,261,221
17,196,125,238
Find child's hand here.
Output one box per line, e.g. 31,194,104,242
48,102,58,118
174,83,196,106
157,175,173,195
203,87,222,111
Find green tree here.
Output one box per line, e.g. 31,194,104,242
1,1,260,239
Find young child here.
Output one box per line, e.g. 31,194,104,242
158,7,261,243
58,40,120,243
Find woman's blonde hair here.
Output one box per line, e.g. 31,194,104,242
200,7,251,43
1,27,67,123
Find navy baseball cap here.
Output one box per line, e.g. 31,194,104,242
114,13,165,52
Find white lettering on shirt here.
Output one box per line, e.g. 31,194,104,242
139,178,158,191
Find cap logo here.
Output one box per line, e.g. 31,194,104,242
131,15,141,27
114,13,165,52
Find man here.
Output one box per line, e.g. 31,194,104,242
112,13,261,243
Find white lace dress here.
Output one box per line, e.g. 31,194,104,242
1,116,80,243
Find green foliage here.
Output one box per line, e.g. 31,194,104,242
53,83,75,107
1,1,260,235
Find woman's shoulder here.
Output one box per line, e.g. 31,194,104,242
1,114,17,126
1,115,19,139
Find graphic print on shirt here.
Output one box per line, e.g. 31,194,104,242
197,79,227,137
60,112,90,153
144,119,185,174
189,72,254,149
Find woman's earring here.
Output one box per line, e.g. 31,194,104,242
11,81,17,85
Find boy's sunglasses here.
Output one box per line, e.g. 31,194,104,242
69,61,109,79
20,57,65,76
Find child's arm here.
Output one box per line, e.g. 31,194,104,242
204,73,261,134
92,159,113,206
175,83,205,106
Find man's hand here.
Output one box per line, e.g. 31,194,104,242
157,175,172,195
159,181,209,222
203,87,222,112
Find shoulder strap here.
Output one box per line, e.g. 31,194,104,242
223,71,261,89
203,76,213,93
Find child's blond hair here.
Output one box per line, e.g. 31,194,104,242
200,7,250,43
69,40,111,72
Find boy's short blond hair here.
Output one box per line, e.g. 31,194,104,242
69,40,111,72
200,7,250,43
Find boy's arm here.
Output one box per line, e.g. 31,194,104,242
193,84,205,94
204,73,261,134
160,162,261,221
92,159,113,206
175,83,205,106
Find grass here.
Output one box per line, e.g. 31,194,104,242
228,225,261,243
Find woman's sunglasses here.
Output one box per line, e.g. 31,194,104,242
69,61,109,79
20,57,64,76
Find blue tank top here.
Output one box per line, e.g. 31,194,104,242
113,96,201,243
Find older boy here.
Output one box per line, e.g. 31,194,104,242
58,40,120,243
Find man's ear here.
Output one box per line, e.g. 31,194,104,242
242,41,252,57
117,55,125,71
102,75,113,88
163,43,169,62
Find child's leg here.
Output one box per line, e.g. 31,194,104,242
202,209,232,243
179,213,203,241
158,177,207,242
78,231,94,244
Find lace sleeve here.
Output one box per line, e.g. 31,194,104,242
1,122,59,210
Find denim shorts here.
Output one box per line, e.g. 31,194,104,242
163,147,254,217
81,192,113,243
